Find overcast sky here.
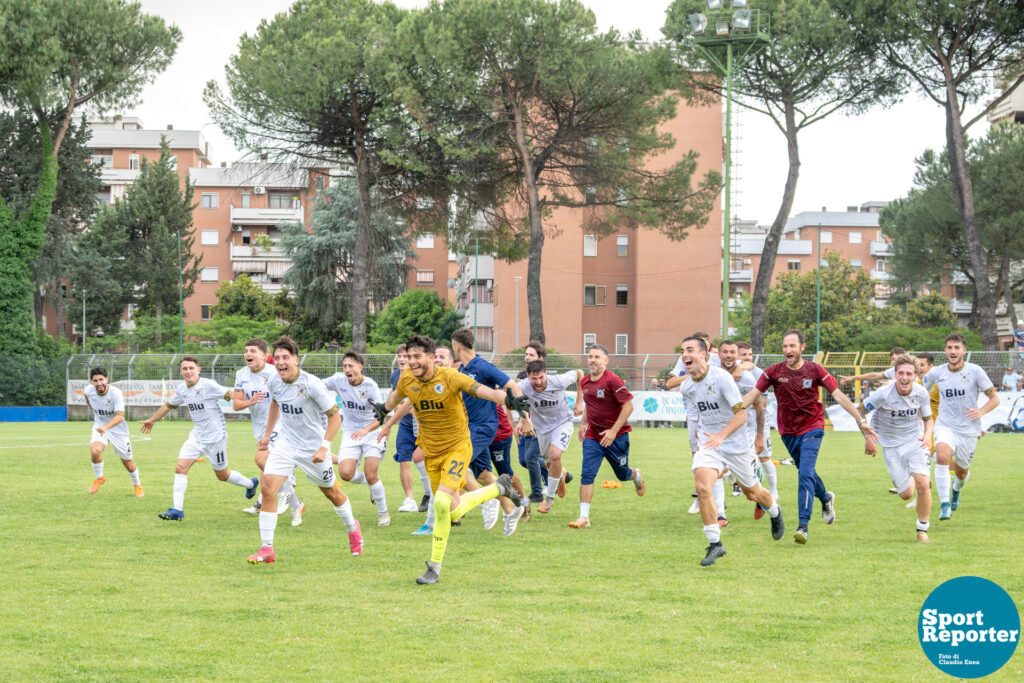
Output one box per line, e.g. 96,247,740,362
130,0,988,223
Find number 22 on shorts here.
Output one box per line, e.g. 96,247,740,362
447,460,465,477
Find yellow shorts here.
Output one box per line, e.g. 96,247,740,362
423,440,473,493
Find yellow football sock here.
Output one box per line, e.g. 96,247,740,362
451,483,499,521
431,491,453,564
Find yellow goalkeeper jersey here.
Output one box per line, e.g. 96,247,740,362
394,366,476,458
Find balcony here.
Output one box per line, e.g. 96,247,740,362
950,298,973,314
870,270,891,281
230,205,303,226
728,268,753,283
456,301,493,327
230,242,287,260
869,240,892,257
733,235,812,256
777,239,813,255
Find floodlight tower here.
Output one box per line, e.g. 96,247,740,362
687,0,769,336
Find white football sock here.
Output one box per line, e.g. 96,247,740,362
259,511,277,547
703,523,721,543
226,470,253,488
425,493,435,527
172,473,188,510
761,459,778,499
768,502,780,518
128,468,140,485
713,479,726,515
546,475,560,499
415,461,431,495
92,462,104,478
579,502,591,519
952,471,970,491
348,470,368,486
917,519,930,532
334,499,357,532
370,481,387,514
934,465,951,504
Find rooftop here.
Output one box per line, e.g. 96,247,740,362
189,162,308,189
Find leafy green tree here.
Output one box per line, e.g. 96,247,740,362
404,0,721,344
65,206,137,338
664,0,901,353
184,315,286,352
212,275,274,319
843,0,1024,350
372,289,463,347
907,292,956,329
847,324,982,352
0,0,179,354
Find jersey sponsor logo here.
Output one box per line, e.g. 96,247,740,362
802,379,813,389
97,409,114,416
697,400,720,412
777,377,789,383
419,399,446,411
535,399,562,408
187,402,206,412
434,383,444,394
943,388,967,398
890,408,919,418
280,403,304,415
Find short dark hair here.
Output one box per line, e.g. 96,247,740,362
682,335,708,352
272,336,300,358
343,350,364,366
396,344,407,353
917,352,935,365
945,333,967,348
890,346,907,356
691,331,711,342
405,334,436,355
736,341,752,351
526,359,547,374
525,340,545,358
718,339,737,350
89,367,108,379
244,338,269,353
180,355,200,366
589,343,609,357
435,344,453,358
782,329,805,345
451,327,474,349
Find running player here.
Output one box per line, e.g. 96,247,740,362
490,404,529,535
922,334,999,520
142,356,259,521
736,341,778,516
839,346,907,386
678,337,784,565
246,337,363,564
519,359,582,518
380,334,524,584
719,340,769,505
740,329,877,544
83,367,143,497
451,327,528,533
859,354,934,542
390,345,430,513
323,350,391,527
573,344,645,528
235,338,304,526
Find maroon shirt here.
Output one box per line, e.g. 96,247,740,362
494,405,513,442
580,370,633,440
756,361,839,436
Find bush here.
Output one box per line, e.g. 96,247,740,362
847,325,983,352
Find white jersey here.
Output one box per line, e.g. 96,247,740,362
922,362,994,437
322,373,381,432
168,378,229,444
882,367,895,380
234,364,276,438
734,369,760,443
863,382,932,448
518,370,577,434
266,370,336,452
678,366,747,453
83,385,130,439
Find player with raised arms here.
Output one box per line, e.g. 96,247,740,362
922,333,999,520
246,337,364,564
83,367,143,497
858,354,934,542
142,356,259,521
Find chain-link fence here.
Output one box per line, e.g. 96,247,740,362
2,357,69,407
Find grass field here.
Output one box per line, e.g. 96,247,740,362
2,421,1021,681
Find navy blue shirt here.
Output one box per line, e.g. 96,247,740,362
459,355,511,431
390,368,415,430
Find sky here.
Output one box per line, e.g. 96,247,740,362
129,0,989,224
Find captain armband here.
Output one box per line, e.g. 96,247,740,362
324,405,339,418
983,387,997,397
731,402,744,414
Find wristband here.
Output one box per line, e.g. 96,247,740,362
321,439,332,450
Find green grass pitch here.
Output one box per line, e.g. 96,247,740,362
1,422,1021,681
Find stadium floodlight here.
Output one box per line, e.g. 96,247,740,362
732,0,748,7
715,21,731,36
706,0,723,9
689,13,708,34
732,9,752,30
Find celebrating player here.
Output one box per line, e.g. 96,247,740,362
142,356,258,521
573,344,645,528
83,367,143,497
737,341,778,514
246,337,364,564
922,334,999,520
389,345,431,514
859,354,934,542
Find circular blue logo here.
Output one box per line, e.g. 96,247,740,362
919,576,1020,678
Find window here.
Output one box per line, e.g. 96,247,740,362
615,334,628,355
583,334,597,353
583,234,597,257
473,327,494,352
849,231,862,244
787,259,801,271
201,267,219,282
416,196,434,210
201,193,219,209
269,193,291,208
416,270,434,286
91,154,113,167
201,230,218,246
616,284,628,306
584,186,596,205
240,193,251,208
168,155,177,171
128,154,139,170
200,305,212,321
850,259,862,270
584,284,606,306
315,176,324,190
416,234,435,249
876,258,887,272
617,234,628,256
470,283,491,303
820,230,832,243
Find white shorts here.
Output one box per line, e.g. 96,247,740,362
692,445,760,488
933,424,978,469
537,421,574,464
90,428,133,460
337,429,385,463
265,440,336,488
179,436,229,471
881,439,931,492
